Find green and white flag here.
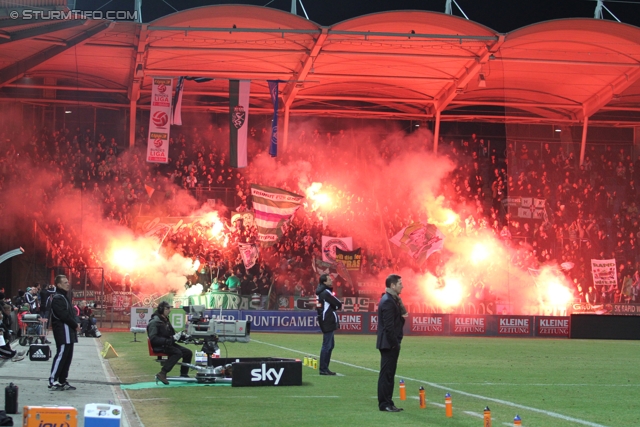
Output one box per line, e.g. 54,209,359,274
229,79,251,168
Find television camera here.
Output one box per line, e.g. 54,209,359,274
162,306,250,384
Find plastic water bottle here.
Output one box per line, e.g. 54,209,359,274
419,386,426,409
399,380,406,400
445,393,453,417
514,415,522,426
484,406,491,427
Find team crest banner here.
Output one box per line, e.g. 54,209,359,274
389,223,444,265
322,236,353,263
146,77,173,163
239,243,259,269
250,184,303,245
229,79,251,168
591,259,617,286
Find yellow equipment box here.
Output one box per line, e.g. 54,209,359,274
23,405,78,427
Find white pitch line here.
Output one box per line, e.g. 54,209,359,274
253,339,610,427
463,410,484,419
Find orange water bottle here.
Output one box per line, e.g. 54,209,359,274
419,386,426,409
445,393,453,417
399,380,406,400
484,406,491,427
514,415,522,426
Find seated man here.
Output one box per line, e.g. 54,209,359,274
147,301,192,385
0,302,25,361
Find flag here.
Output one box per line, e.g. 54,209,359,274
321,236,353,263
591,259,617,286
250,184,303,245
146,77,173,164
172,76,213,126
267,80,279,157
389,222,444,265
335,247,362,271
238,242,259,269
229,79,251,168
171,76,184,126
144,184,155,198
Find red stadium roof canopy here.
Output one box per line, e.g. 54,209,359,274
1,5,640,127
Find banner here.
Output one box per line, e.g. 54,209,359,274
267,80,278,157
171,76,184,126
250,184,303,245
231,211,255,229
502,197,547,220
239,242,259,269
130,306,154,329
229,79,251,168
591,259,617,286
335,247,362,271
146,77,173,164
389,223,444,265
321,236,353,263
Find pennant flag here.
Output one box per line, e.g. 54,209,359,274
238,242,259,269
171,76,184,126
144,184,155,198
267,80,279,157
389,222,444,265
146,77,173,164
250,184,303,245
335,247,362,271
229,79,251,168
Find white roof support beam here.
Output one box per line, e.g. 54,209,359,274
0,19,86,44
0,21,110,87
128,24,148,148
578,67,640,121
432,35,505,114
283,27,328,109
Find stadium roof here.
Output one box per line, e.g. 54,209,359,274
1,4,640,126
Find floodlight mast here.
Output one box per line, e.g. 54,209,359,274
594,0,621,22
291,0,310,20
445,0,469,19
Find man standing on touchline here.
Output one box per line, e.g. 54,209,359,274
49,275,80,391
377,274,407,412
316,274,342,376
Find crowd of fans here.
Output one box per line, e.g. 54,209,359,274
1,120,639,309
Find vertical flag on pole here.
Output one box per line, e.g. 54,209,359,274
146,77,173,164
229,79,250,168
267,80,279,157
171,76,184,126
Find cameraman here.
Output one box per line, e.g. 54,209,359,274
147,301,192,385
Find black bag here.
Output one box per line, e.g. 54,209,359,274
28,344,51,361
0,410,13,426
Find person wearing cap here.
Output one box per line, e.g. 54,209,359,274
315,274,342,376
147,301,192,385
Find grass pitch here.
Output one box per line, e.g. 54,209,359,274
104,332,640,427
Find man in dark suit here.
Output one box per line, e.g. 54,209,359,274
376,274,407,412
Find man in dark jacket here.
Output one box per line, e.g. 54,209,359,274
376,274,406,412
48,275,80,391
315,274,342,376
147,301,192,385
